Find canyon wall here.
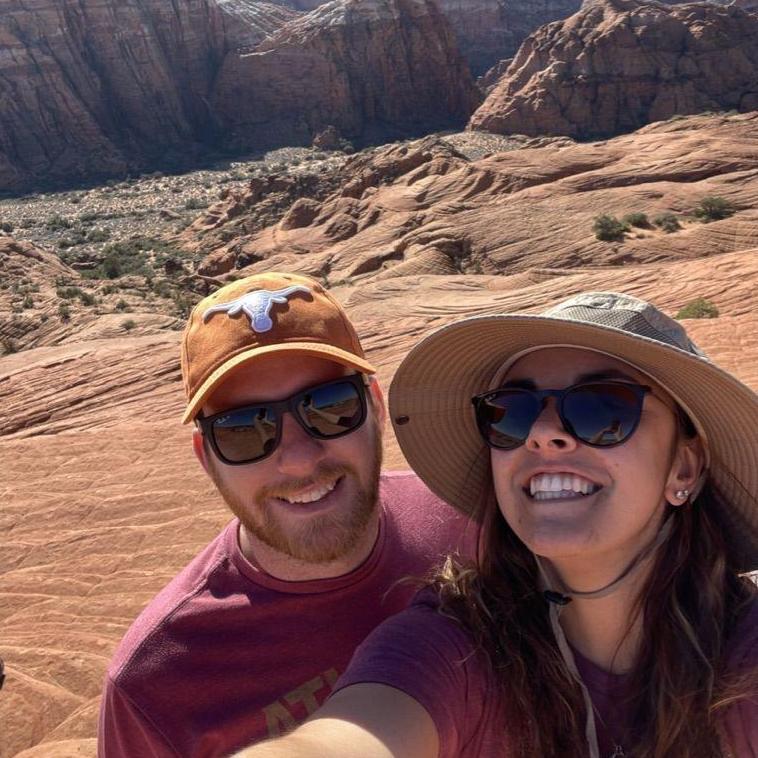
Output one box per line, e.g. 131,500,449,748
470,0,758,138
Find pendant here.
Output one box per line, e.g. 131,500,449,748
609,746,625,758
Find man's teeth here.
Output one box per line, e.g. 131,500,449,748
529,473,598,501
281,479,337,504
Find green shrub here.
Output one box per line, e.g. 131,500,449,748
57,285,82,300
593,214,628,242
79,291,96,306
58,303,71,322
653,213,681,233
121,319,137,332
46,214,72,230
693,196,735,222
87,228,111,243
22,294,34,309
0,220,13,233
115,298,130,312
184,197,209,210
621,212,650,229
676,298,719,320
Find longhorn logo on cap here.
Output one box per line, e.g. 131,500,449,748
203,286,311,333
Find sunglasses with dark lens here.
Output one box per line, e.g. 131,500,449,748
472,380,651,450
197,374,369,465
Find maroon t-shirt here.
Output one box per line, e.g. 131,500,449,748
336,589,758,757
98,472,476,757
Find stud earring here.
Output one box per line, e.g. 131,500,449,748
675,489,690,501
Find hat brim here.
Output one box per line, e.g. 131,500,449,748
182,342,376,424
389,314,758,572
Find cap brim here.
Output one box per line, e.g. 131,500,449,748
389,314,758,572
183,342,376,424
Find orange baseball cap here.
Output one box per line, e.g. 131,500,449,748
181,272,376,423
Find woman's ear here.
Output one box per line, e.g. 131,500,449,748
192,428,211,474
665,435,705,506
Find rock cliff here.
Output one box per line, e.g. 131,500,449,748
436,0,582,76
469,0,758,138
0,0,295,193
277,0,584,76
0,0,478,194
211,0,480,152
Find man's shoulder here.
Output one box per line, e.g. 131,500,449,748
380,470,445,510
379,471,476,556
107,522,235,684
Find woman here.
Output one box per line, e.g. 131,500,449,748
238,292,757,758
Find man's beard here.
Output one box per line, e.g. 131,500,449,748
207,424,383,564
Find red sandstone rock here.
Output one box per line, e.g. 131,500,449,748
211,0,481,153
469,0,758,138
0,0,296,193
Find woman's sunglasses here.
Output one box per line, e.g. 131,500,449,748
197,374,369,465
472,380,651,450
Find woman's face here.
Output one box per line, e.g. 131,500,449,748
490,347,699,573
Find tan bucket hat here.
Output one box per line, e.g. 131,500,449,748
389,292,758,572
181,272,375,423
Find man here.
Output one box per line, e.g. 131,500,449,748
98,272,473,757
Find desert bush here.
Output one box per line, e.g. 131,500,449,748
593,214,628,242
621,212,651,229
653,213,681,233
57,285,82,300
58,228,87,248
22,294,34,309
693,196,735,222
58,303,71,322
0,220,14,233
121,319,137,331
184,197,209,210
87,228,111,243
79,291,96,306
115,298,130,312
46,214,72,230
151,279,173,298
1,338,18,355
99,240,151,278
676,298,719,320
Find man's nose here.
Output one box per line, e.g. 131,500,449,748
275,411,327,475
524,398,578,453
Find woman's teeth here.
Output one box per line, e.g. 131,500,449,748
281,479,338,504
529,473,599,501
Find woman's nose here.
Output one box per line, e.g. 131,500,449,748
524,398,578,453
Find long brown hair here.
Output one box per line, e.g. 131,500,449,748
434,480,757,757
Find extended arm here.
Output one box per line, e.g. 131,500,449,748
232,683,439,758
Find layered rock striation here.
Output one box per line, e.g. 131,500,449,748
212,0,480,152
0,0,296,193
0,0,479,194
470,0,758,138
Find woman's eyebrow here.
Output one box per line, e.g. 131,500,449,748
576,369,640,383
502,370,639,389
501,378,538,390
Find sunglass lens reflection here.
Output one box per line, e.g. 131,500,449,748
299,382,363,436
480,392,542,449
213,406,278,463
563,383,641,446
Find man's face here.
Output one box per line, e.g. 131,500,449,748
195,354,384,564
